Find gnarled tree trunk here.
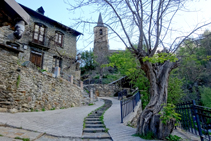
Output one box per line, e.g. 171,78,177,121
136,60,177,139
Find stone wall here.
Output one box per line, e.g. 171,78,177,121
0,50,83,113
84,84,118,97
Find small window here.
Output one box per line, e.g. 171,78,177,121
99,29,103,35
6,42,20,49
33,23,46,45
55,31,64,47
52,56,62,71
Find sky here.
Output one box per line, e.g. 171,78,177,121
15,0,211,53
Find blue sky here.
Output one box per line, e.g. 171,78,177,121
16,0,211,53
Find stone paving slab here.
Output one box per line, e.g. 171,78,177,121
0,126,41,140
0,99,104,138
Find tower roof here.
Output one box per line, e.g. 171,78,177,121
97,13,104,27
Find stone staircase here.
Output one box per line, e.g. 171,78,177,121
82,99,112,140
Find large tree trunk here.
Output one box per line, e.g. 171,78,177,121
136,60,177,139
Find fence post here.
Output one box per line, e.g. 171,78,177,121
133,97,135,112
120,100,123,123
192,100,204,141
70,75,73,85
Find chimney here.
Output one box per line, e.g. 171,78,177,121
36,6,45,15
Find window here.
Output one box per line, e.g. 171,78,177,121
33,23,46,45
52,56,62,72
99,29,103,35
30,51,43,68
6,42,20,49
55,31,64,47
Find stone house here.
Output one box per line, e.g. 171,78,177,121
0,3,82,80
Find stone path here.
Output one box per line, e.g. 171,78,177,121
0,97,201,141
82,99,112,140
0,99,104,138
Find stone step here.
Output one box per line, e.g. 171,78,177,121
82,132,111,139
86,118,100,121
83,128,106,133
82,139,112,141
85,124,104,128
85,121,103,124
87,115,101,118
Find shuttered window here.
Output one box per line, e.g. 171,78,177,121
55,32,64,47
30,51,42,68
33,23,46,45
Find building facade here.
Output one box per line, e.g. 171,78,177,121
0,4,82,79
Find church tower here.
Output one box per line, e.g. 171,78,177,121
93,13,109,64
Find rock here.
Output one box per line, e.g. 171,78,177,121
16,68,21,72
0,85,6,90
9,108,18,113
0,108,7,112
21,61,31,67
71,103,75,107
11,56,18,61
22,104,28,108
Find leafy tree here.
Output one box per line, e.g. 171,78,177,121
68,0,211,139
199,86,211,108
80,50,97,75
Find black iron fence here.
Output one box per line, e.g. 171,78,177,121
118,89,128,100
120,91,141,123
176,100,211,141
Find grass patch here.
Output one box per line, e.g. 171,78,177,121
14,137,30,141
126,122,135,128
16,74,21,88
50,108,56,110
132,132,154,140
41,108,45,111
60,107,65,109
0,134,3,136
88,103,94,106
105,128,109,132
166,134,182,141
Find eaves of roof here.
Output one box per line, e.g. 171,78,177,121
19,4,83,36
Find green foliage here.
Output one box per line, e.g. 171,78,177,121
88,103,94,106
199,86,211,108
0,134,3,136
41,108,45,111
132,131,154,139
168,71,185,105
166,134,182,141
106,50,183,109
143,53,178,64
80,50,97,74
105,128,109,132
14,137,30,141
159,104,181,126
50,108,56,110
16,74,21,88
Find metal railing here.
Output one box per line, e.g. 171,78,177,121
176,100,211,141
118,89,127,100
120,91,141,123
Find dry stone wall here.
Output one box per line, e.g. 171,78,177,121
0,50,83,113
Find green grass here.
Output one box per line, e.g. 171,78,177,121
60,107,65,109
14,137,30,141
16,74,21,88
132,132,154,140
41,108,45,111
50,108,56,110
0,134,3,136
88,103,94,106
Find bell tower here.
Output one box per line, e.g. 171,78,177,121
93,13,109,64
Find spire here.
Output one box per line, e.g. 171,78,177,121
97,13,104,27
